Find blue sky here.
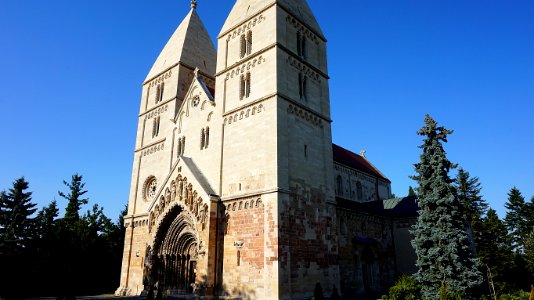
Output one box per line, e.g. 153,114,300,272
0,0,533,220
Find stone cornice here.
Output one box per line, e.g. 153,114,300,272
135,138,166,153
143,62,215,85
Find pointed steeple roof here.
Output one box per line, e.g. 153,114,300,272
145,5,216,82
219,0,324,39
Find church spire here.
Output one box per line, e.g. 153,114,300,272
190,0,197,10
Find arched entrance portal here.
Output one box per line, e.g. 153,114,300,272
150,205,199,294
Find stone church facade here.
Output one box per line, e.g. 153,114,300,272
116,1,417,299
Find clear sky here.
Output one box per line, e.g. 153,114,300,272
1,0,533,220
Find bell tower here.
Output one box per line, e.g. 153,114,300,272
216,0,338,298
117,2,216,295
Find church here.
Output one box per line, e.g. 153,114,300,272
116,0,418,299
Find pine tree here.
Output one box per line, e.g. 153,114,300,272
476,209,513,294
35,200,59,239
411,115,482,299
504,187,528,253
0,177,37,252
455,168,488,225
454,168,488,256
58,174,88,225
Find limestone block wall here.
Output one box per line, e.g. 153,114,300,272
220,97,278,198
119,222,151,295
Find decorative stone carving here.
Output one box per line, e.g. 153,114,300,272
224,103,264,125
225,56,266,80
227,15,265,41
287,56,321,82
148,70,173,88
287,105,323,128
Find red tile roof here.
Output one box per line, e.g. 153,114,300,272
332,144,390,182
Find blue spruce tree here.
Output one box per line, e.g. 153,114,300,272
411,115,482,299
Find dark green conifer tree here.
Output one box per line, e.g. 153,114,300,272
410,115,482,299
0,177,37,252
504,187,528,253
0,177,38,298
476,209,513,294
59,173,88,225
455,168,488,225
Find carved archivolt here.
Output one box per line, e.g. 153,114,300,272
224,104,264,125
149,175,209,234
225,56,266,80
287,56,321,83
227,15,266,41
287,105,323,128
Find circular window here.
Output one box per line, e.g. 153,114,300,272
143,177,158,201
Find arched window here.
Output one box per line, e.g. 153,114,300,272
200,128,205,149
246,31,252,55
240,35,246,58
155,83,165,104
297,31,307,59
240,72,251,100
299,73,307,101
152,116,161,138
177,138,182,157
357,181,363,201
240,31,253,59
205,127,210,148
336,175,343,195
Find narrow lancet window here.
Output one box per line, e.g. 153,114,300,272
240,72,251,99
200,128,205,149
205,127,210,148
299,73,307,101
246,31,252,55
297,31,307,59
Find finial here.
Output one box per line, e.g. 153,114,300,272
191,0,197,10
360,149,367,159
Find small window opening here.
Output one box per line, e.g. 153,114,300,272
299,73,307,101
200,128,205,149
152,116,161,138
155,83,165,104
246,31,252,55
205,127,210,148
336,175,343,195
304,144,308,159
237,250,241,266
240,72,251,100
240,31,253,59
297,31,307,59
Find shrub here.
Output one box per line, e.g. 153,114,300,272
382,275,421,300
